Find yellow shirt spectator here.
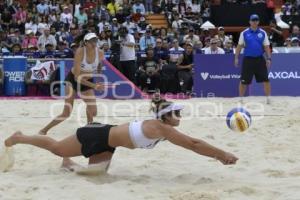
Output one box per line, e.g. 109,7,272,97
107,0,120,16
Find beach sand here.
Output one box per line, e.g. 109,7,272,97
0,97,299,200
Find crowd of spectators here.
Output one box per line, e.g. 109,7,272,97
0,0,299,94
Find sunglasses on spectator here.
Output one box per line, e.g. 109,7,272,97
156,41,162,43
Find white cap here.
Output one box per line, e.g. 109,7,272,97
25,29,33,35
84,33,98,41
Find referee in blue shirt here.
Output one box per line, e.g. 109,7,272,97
234,14,272,104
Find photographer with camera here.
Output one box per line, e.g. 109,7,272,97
137,47,160,93
118,26,136,83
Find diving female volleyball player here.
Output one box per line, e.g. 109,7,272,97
5,98,238,171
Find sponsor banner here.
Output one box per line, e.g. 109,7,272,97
250,53,300,96
3,56,27,96
194,54,300,97
194,54,245,97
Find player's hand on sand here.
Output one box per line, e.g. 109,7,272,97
234,58,239,67
218,152,238,165
94,83,104,91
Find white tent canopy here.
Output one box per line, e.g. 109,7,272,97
201,21,216,29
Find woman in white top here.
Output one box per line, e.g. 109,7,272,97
5,96,238,171
39,32,104,135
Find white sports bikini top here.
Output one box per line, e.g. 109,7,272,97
128,120,163,149
80,47,100,73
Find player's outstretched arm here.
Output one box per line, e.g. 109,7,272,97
157,124,238,165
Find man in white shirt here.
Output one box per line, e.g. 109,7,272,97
203,38,225,54
169,39,185,63
60,6,73,28
171,13,183,32
119,26,136,83
183,28,200,45
214,27,230,46
37,27,57,51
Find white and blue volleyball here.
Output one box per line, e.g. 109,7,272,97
226,108,251,133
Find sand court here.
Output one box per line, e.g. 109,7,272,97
0,97,299,200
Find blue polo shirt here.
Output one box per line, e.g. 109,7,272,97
238,28,270,57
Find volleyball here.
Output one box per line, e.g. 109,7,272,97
226,108,252,133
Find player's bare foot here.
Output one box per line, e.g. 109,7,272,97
61,158,81,172
5,131,22,147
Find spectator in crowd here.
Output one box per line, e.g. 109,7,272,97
37,0,50,15
11,43,22,54
122,16,137,34
137,17,148,31
57,41,73,58
172,13,183,32
132,7,143,23
215,27,229,46
26,44,38,53
223,39,235,54
119,26,136,83
269,19,284,47
291,37,300,47
8,0,19,16
177,42,193,94
137,47,160,92
44,42,55,55
183,28,200,45
0,30,10,53
184,7,195,20
133,0,146,15
188,0,201,13
83,0,97,10
154,38,169,65
284,37,292,47
178,0,187,15
102,42,111,55
1,8,12,31
201,0,211,20
169,39,185,63
22,29,38,50
194,40,203,53
121,0,132,17
145,0,154,14
56,26,71,45
139,29,156,51
99,31,108,48
50,0,61,13
14,5,27,24
75,7,88,28
203,38,225,54
290,25,300,39
107,0,120,17
60,6,73,29
7,28,23,47
37,16,50,35
48,10,58,25
111,18,120,38
38,26,57,51
153,0,163,14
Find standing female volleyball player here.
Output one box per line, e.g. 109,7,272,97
5,98,238,171
39,32,104,135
